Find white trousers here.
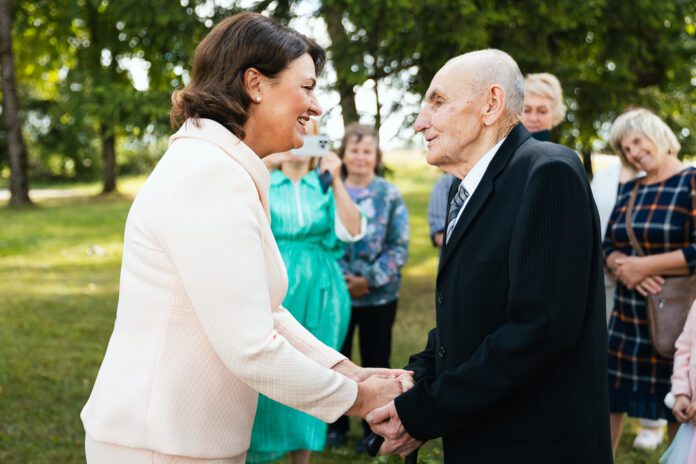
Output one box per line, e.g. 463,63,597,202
85,435,245,464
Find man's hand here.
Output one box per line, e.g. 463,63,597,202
673,394,691,423
366,401,423,458
432,232,444,248
345,274,370,298
345,375,403,418
397,373,415,392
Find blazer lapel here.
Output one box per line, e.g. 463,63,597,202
438,123,531,275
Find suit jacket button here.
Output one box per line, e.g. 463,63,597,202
438,346,446,358
437,292,444,304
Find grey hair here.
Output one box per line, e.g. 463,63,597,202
453,49,525,121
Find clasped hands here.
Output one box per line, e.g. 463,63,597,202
673,394,696,424
335,359,423,458
609,252,664,297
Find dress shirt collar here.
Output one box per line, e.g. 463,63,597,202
459,137,506,198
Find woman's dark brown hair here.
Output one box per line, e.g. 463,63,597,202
337,123,384,177
170,12,325,139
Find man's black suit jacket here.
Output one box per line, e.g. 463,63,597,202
395,124,612,463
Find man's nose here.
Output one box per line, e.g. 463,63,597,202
414,108,431,132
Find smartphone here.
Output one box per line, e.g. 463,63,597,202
291,135,330,157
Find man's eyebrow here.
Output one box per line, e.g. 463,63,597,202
427,89,444,101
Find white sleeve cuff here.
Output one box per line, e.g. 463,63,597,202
335,214,366,243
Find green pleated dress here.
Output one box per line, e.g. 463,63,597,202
246,170,352,464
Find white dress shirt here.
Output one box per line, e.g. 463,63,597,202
450,137,506,230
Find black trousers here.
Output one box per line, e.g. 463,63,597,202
329,299,398,437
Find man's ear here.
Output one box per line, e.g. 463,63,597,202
482,84,506,126
243,67,263,103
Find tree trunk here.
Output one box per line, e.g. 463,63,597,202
322,2,359,126
338,81,359,125
100,124,117,193
0,0,32,207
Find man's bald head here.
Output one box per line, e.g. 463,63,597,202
443,49,525,122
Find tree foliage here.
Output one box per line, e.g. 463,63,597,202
1,0,694,191
6,0,218,190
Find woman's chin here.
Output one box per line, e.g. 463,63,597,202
291,133,305,149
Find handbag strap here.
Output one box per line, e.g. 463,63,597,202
624,181,646,257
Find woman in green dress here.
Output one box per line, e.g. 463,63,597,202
246,127,364,464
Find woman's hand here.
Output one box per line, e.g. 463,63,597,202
687,399,696,425
345,274,370,298
686,401,696,425
333,359,413,382
318,152,342,179
634,275,665,297
262,151,292,171
605,251,627,276
673,394,691,423
345,375,404,418
615,256,653,289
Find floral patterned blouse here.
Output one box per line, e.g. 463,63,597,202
340,176,409,307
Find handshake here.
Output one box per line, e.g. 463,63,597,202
334,360,424,458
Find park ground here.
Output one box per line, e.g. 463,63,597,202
0,151,668,463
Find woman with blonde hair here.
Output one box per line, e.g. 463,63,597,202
522,72,567,141
604,108,696,455
80,12,406,464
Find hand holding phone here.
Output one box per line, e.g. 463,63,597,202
317,169,333,193
317,152,343,193
290,135,330,157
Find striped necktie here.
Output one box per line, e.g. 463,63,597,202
445,186,470,243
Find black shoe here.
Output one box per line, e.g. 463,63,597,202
355,436,370,454
326,430,346,447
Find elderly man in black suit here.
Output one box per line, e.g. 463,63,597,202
367,49,612,463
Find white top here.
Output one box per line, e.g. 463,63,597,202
451,138,506,228
590,162,622,238
81,118,357,459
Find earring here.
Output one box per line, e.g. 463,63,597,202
256,96,261,102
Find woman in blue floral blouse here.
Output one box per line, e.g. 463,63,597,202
327,123,410,450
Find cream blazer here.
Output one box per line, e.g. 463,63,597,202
81,118,358,459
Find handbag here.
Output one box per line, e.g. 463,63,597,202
624,180,696,359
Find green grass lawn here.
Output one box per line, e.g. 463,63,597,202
0,154,667,463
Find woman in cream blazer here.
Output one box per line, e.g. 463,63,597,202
81,13,403,464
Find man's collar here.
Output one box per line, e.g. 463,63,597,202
459,137,505,194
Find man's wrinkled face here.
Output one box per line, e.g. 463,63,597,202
414,62,486,169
